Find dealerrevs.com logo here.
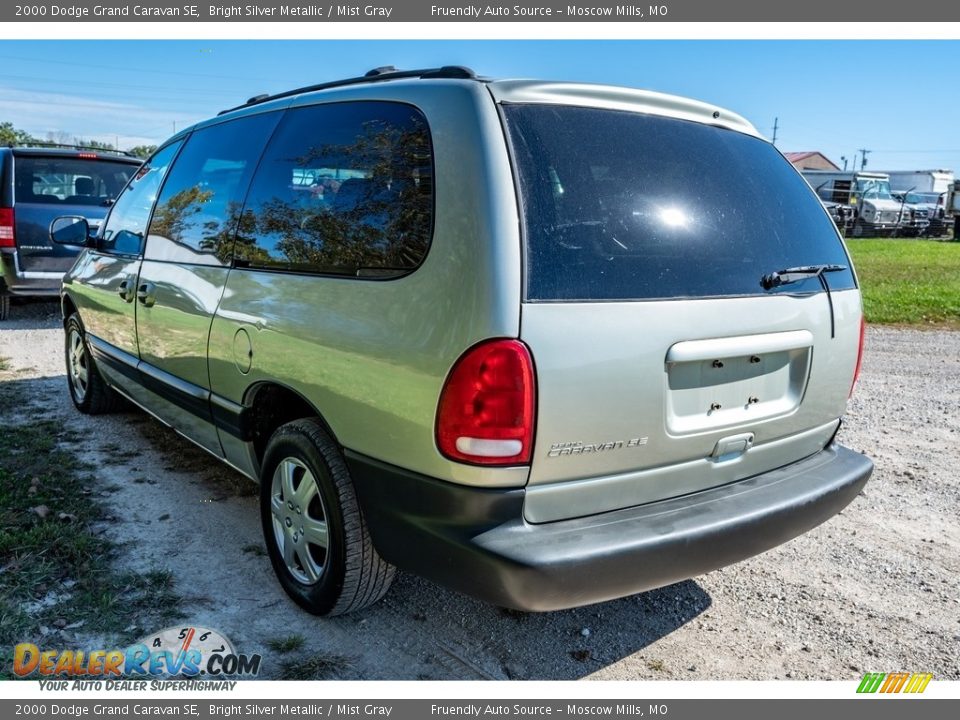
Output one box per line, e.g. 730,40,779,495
13,626,261,681
857,672,933,694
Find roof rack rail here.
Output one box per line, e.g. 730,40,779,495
8,141,138,158
217,65,478,116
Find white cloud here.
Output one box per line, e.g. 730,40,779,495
0,86,204,148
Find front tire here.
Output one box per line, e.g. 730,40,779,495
64,313,121,414
260,419,394,616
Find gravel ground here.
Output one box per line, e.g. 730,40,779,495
1,298,958,681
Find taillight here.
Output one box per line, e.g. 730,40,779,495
850,315,866,397
0,208,14,248
77,152,98,159
436,339,536,466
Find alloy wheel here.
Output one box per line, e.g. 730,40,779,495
269,457,329,585
67,329,89,403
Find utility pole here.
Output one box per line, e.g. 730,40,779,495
771,117,779,146
857,148,871,171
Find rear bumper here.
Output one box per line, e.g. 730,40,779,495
348,444,872,611
1,249,64,296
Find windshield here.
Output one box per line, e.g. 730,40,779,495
855,179,893,200
504,104,855,301
902,192,925,204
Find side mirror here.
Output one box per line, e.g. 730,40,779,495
50,216,92,247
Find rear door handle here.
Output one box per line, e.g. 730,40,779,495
136,282,156,307
117,278,135,303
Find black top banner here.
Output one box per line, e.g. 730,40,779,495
3,0,959,22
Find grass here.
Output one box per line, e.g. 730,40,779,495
266,634,306,654
846,238,960,327
0,411,184,678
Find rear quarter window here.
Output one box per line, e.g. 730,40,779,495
503,104,856,301
233,100,433,278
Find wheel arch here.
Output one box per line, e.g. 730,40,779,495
242,381,342,468
61,292,78,325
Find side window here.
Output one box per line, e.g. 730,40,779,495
234,101,433,277
145,112,280,266
99,142,182,256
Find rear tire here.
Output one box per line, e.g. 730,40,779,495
0,292,9,321
260,418,394,616
64,313,121,414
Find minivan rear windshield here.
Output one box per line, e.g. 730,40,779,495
503,105,856,301
15,156,136,207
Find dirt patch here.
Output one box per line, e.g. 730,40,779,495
1,301,958,680
0,355,185,678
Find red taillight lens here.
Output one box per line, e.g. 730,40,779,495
850,316,866,397
0,208,15,248
436,339,536,466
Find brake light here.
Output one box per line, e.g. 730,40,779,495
436,339,536,466
850,316,866,397
0,208,14,248
77,152,98,159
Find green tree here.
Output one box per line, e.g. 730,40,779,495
0,121,36,146
128,144,158,159
75,138,116,151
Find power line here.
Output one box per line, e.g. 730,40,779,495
0,52,271,82
0,74,242,98
869,149,960,154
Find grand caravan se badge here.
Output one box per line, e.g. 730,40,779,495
548,437,649,459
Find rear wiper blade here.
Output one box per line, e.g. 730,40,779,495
760,264,847,290
761,264,847,339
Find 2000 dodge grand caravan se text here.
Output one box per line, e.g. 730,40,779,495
53,66,873,615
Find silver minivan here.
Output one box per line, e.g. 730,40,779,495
55,66,873,615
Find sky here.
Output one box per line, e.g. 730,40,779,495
1,39,958,172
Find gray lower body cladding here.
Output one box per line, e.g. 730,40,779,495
2,250,65,296
346,444,873,611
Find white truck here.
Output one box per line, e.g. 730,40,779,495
887,170,956,236
801,170,907,237
881,169,954,195
880,170,955,237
